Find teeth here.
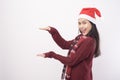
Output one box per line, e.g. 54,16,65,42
80,28,86,33
81,29,86,32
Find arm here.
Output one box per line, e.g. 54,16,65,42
44,37,96,67
40,26,73,49
48,27,73,49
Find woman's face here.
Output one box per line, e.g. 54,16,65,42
78,18,92,36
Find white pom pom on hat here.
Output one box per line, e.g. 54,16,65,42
78,7,101,24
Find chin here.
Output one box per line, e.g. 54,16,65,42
82,33,87,36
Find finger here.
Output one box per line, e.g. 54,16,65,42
36,54,42,56
39,26,51,31
39,27,47,30
37,54,45,57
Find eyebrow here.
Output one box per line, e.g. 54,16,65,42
82,19,89,22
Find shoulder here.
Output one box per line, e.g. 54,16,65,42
81,36,95,44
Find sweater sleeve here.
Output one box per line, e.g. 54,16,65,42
45,37,96,67
48,27,73,49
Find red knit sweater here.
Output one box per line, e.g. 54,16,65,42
44,27,96,80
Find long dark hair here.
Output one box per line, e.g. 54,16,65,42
87,21,101,58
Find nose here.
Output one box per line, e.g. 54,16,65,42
79,24,84,30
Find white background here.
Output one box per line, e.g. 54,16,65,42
0,0,120,80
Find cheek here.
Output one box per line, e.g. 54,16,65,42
78,25,82,31
86,26,92,33
85,25,92,33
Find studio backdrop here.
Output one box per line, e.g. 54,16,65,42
0,0,120,80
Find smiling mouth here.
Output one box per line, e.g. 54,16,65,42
80,29,86,34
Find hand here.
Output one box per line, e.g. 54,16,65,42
36,51,54,58
36,53,45,58
39,26,51,31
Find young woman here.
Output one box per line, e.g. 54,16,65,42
37,7,101,80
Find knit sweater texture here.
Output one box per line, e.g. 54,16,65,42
45,27,96,80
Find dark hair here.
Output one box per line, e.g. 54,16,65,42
87,21,101,58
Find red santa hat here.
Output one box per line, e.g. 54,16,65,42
78,7,101,24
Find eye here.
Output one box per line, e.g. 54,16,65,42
78,22,81,25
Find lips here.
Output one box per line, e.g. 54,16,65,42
80,28,86,34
